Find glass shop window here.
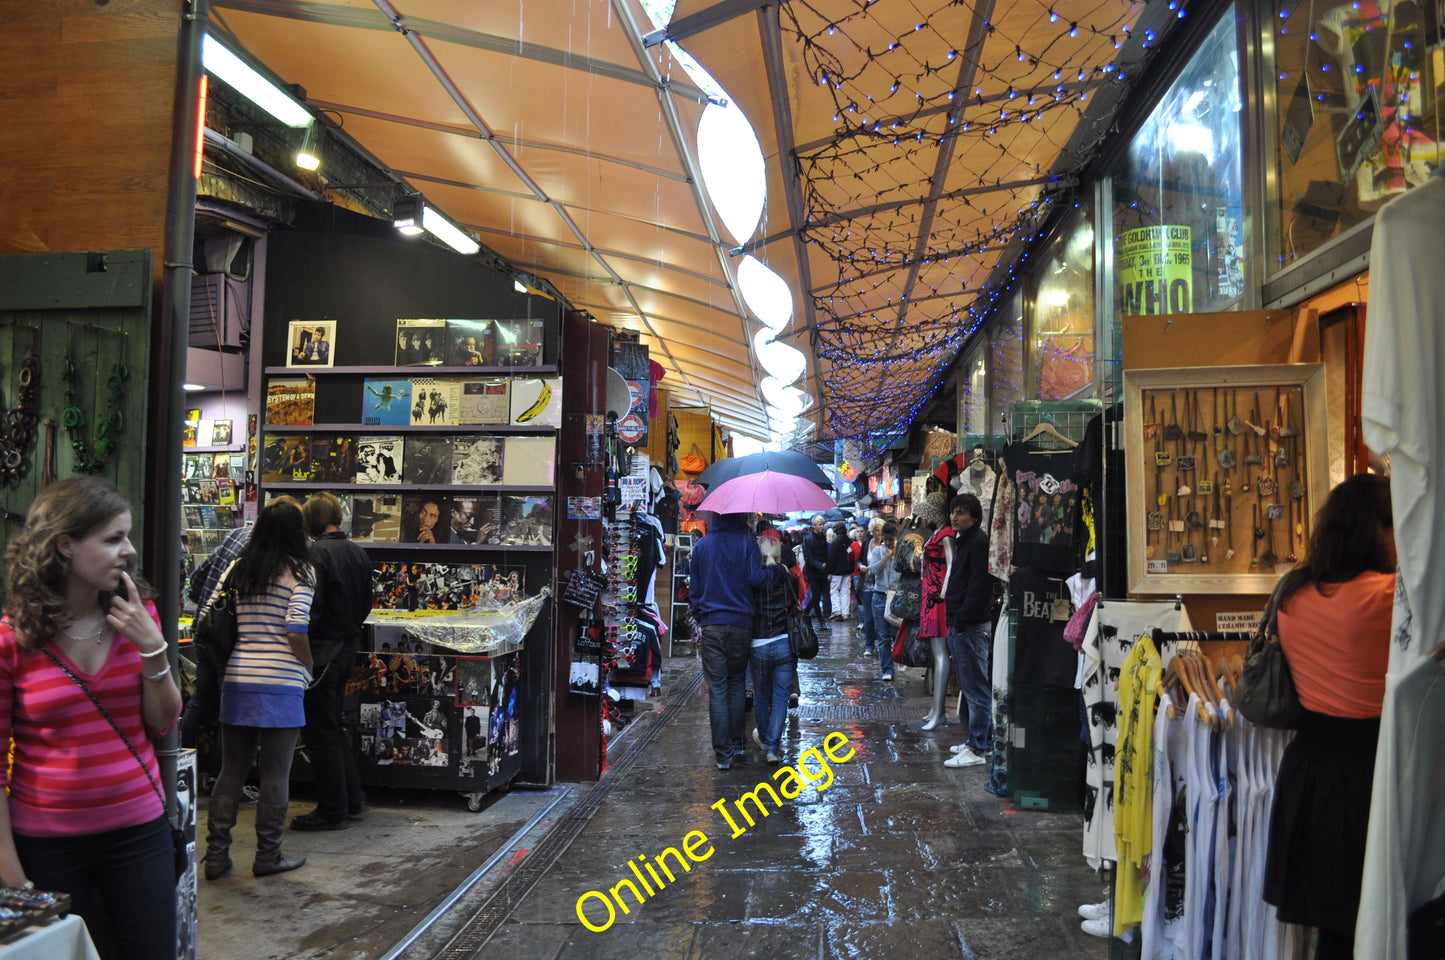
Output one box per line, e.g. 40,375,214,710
1112,10,1244,319
1028,202,1096,400
1267,1,1443,269
989,288,1025,432
958,344,988,436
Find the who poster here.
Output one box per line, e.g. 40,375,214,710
1117,225,1192,317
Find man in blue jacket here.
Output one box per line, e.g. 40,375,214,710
690,512,772,770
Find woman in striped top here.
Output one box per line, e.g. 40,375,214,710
204,500,315,880
0,478,182,959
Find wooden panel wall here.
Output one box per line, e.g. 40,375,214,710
0,0,179,277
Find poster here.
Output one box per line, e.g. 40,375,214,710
1117,225,1191,316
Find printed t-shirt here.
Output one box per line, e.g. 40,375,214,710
1004,443,1084,574
1010,568,1076,689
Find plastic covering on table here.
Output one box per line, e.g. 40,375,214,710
366,588,550,655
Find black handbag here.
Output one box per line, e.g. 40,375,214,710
40,650,190,880
194,569,239,669
784,578,819,660
890,575,924,622
1234,580,1304,729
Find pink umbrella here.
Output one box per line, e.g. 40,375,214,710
697,469,837,515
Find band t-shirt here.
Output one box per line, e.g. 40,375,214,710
1010,568,1076,689
1004,444,1084,574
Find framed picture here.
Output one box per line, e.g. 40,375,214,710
286,320,337,368
1123,363,1329,595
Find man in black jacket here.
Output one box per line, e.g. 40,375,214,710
292,493,376,830
942,494,992,768
801,514,831,622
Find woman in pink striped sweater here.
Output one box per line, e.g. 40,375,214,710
0,478,181,959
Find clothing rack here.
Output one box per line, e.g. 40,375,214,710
1151,628,1253,644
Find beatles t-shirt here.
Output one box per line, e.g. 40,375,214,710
1010,568,1077,689
1004,444,1085,574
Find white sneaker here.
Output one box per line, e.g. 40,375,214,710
949,743,973,754
1080,918,1111,938
881,672,893,681
1077,901,1109,921
943,748,985,768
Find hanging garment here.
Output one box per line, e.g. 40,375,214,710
1010,569,1077,689
1004,443,1085,575
1113,632,1163,935
988,470,1016,582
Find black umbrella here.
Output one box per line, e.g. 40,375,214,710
694,450,832,489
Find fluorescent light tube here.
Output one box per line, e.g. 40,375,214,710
202,35,311,128
422,206,480,255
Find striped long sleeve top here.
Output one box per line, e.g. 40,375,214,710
0,603,178,837
220,568,314,728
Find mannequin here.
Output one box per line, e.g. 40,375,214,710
920,530,954,730
911,491,954,729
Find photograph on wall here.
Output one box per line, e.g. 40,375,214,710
460,705,489,768
370,562,410,610
286,320,336,368
493,319,544,366
352,494,402,543
408,696,450,741
500,495,553,546
400,494,450,544
362,378,412,426
487,654,522,775
395,319,447,366
449,495,502,545
473,564,524,605
260,435,310,483
210,420,234,447
501,436,554,486
403,436,454,485
355,436,404,483
455,657,491,708
451,436,502,485
459,379,510,424
508,377,561,427
409,377,461,427
445,319,496,366
264,378,315,426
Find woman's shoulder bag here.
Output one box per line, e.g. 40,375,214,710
1234,579,1304,729
194,563,240,670
783,577,819,659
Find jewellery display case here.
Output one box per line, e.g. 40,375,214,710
1123,364,1329,594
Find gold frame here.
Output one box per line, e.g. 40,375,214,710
1123,364,1329,595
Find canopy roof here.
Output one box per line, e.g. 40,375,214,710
212,0,1194,442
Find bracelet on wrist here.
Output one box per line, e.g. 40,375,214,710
138,646,168,660
143,663,172,682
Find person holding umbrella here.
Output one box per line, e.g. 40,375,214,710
689,513,774,770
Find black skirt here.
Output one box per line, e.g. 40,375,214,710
1263,710,1380,935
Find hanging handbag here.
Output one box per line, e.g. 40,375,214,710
883,589,903,628
784,577,819,660
1234,579,1304,729
889,575,924,622
679,443,707,475
40,650,190,880
679,478,707,508
193,566,239,669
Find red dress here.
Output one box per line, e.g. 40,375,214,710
918,526,954,638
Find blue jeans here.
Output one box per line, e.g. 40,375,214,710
700,624,751,765
859,589,879,650
948,622,993,751
15,814,177,960
870,593,893,675
749,637,796,755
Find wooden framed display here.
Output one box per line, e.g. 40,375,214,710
1123,364,1328,595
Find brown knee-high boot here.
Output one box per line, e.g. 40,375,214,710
252,801,306,877
204,795,239,881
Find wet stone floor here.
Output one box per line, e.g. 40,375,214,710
483,616,1108,960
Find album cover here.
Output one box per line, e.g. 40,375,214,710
210,420,234,446
459,379,510,425
455,658,491,709
451,436,503,485
195,480,220,504
449,496,502,545
371,561,410,610
200,530,223,553
265,378,315,426
314,434,358,484
493,319,545,366
184,530,206,554
472,564,525,605
182,422,198,448
211,506,240,529
400,494,450,544
183,506,204,529
501,436,554,486
362,378,413,426
445,319,496,367
508,377,562,427
408,378,461,427
403,436,454,485
286,319,336,368
355,436,404,484
352,494,402,543
261,435,310,483
216,481,237,507
500,495,553,546
183,455,211,480
212,452,233,481
395,319,447,366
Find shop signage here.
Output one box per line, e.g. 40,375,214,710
1215,610,1263,632
616,413,646,444
1118,225,1192,316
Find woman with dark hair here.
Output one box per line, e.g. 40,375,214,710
749,531,797,764
1263,473,1395,960
203,500,315,880
0,478,180,959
